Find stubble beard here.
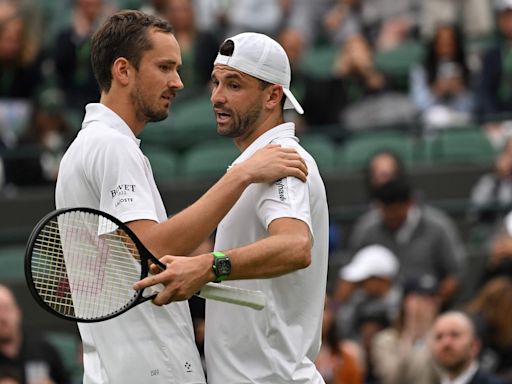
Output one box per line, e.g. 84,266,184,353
131,83,169,123
218,103,262,139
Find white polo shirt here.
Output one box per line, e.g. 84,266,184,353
55,103,205,384
204,123,329,384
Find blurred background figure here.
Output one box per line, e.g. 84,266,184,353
332,33,417,132
0,284,70,384
469,138,512,229
347,176,465,307
430,310,505,384
333,244,401,335
0,1,44,100
363,150,406,203
163,0,219,99
333,244,401,384
409,23,474,131
477,0,512,147
372,275,441,384
4,88,73,188
464,277,512,382
53,0,113,113
315,296,365,384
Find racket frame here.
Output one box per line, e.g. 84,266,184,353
25,207,161,322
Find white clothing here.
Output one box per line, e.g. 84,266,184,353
205,123,329,384
55,104,205,384
440,361,479,384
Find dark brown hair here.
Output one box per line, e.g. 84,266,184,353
91,10,173,92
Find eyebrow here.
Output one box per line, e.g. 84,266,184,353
211,72,244,81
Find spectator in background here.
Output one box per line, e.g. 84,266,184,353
0,284,70,384
357,0,419,52
54,0,113,112
333,244,401,339
419,0,493,43
364,150,406,201
430,311,505,384
465,277,512,381
409,23,475,131
163,0,218,98
332,33,417,131
0,6,44,100
477,0,512,147
347,176,465,306
333,244,401,384
372,275,441,384
468,137,512,228
322,0,362,46
315,296,365,384
138,0,168,18
2,88,74,187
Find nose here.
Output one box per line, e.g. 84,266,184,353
169,72,184,91
211,86,226,107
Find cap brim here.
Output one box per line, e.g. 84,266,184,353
283,88,304,115
340,265,368,283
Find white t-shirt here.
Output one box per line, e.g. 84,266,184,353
204,123,329,384
55,103,205,384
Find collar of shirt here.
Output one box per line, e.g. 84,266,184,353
82,103,141,147
394,205,421,244
230,122,297,166
440,361,479,384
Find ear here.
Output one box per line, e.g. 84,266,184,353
264,84,284,111
111,57,131,87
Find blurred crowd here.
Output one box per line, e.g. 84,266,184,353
3,0,512,383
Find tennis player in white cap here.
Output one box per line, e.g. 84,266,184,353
136,32,329,383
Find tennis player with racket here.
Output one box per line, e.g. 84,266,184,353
134,33,329,384
53,11,307,384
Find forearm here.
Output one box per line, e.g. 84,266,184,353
224,223,311,280
130,166,251,257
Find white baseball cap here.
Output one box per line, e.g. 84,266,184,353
214,32,304,115
341,245,399,282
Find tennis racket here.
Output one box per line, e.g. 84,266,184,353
25,207,266,322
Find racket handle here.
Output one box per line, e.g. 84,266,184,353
197,283,266,310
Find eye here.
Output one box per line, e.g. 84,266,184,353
159,64,172,72
229,82,240,89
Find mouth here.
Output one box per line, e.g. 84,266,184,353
161,92,175,104
215,109,232,124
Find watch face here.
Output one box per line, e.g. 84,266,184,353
216,258,231,276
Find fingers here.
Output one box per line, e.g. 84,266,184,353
133,274,161,291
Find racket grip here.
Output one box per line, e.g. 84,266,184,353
197,283,266,310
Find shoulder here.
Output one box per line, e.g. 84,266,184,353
471,369,505,384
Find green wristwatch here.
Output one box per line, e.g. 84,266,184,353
212,251,231,282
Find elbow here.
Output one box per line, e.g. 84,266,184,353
294,235,312,270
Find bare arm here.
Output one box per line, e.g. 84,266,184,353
127,144,307,257
133,217,312,305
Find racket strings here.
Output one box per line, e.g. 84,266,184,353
30,211,143,320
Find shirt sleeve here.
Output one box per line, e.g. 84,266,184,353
255,174,314,241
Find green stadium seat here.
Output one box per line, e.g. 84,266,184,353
45,331,83,382
182,140,240,180
374,40,425,91
140,94,218,152
169,95,219,151
298,134,338,172
336,131,417,170
143,146,181,183
0,245,26,282
426,126,496,164
300,44,337,80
